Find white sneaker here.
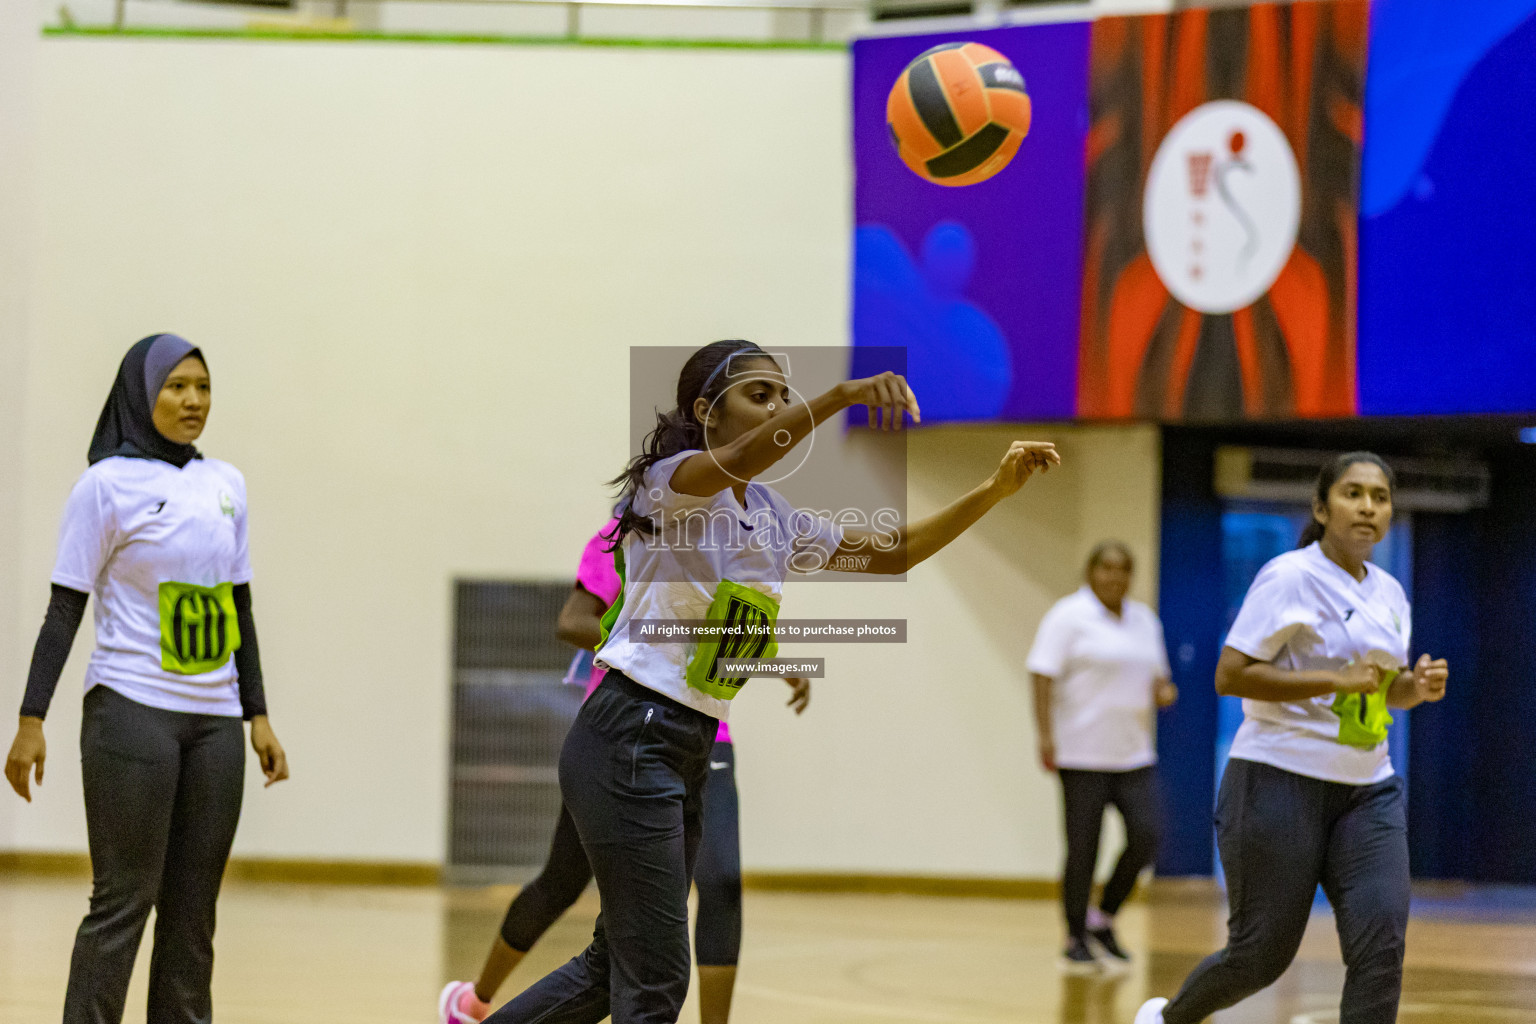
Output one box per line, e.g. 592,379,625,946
439,981,490,1024
1133,997,1168,1024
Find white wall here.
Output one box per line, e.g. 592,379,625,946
16,36,852,864
730,424,1161,877
0,0,41,852
13,36,1164,878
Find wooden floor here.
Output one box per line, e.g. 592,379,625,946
3,875,1535,1023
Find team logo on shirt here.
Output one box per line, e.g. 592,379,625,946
686,580,780,701
218,490,236,518
159,581,242,675
149,501,166,514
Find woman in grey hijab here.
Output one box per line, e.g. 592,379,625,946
5,334,288,1024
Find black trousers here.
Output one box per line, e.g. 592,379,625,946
498,741,742,967
693,740,742,967
487,671,716,1024
1163,758,1410,1024
64,685,245,1024
1058,766,1160,941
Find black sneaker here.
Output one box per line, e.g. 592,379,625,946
1058,936,1100,974
1088,925,1131,965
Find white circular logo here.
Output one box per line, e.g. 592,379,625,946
1144,100,1301,315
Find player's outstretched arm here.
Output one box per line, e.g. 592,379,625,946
670,373,921,497
836,440,1060,575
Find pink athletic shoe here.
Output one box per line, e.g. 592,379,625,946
438,981,491,1024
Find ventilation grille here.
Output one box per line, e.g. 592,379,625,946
450,581,582,874
1215,447,1491,513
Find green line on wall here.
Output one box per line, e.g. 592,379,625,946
41,24,847,51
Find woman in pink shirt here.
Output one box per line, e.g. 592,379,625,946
439,520,807,1024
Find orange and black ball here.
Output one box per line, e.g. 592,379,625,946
887,42,1033,187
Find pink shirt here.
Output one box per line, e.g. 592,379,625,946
576,519,731,744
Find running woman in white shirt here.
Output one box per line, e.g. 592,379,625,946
1027,541,1177,973
1135,452,1449,1024
486,340,1058,1024
4,334,289,1024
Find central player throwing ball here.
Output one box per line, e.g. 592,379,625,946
485,340,1057,1024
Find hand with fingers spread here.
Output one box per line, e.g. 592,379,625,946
784,676,811,715
5,717,47,802
838,372,922,431
989,441,1061,498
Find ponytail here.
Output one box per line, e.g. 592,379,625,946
1297,519,1326,548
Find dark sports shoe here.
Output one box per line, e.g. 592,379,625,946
1088,925,1131,964
1058,936,1100,974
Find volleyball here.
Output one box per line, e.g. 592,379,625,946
886,42,1033,187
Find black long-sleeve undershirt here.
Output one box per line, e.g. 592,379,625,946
231,582,268,720
20,583,269,721
20,585,88,720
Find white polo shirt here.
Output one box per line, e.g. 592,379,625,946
1026,587,1171,771
596,451,844,720
1224,542,1411,785
52,456,251,717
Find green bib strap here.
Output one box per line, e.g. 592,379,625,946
1330,667,1397,749
158,581,241,675
685,580,781,702
597,543,627,650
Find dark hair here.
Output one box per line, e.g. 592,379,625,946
1086,540,1134,573
1297,451,1397,548
607,340,775,550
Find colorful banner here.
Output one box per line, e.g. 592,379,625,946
851,22,1091,423
853,0,1533,422
1080,3,1367,421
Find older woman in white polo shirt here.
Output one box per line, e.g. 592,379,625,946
1028,541,1177,972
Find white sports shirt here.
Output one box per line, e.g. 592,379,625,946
1224,542,1411,785
596,451,844,720
52,456,251,717
1026,587,1171,771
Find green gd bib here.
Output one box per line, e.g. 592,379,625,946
158,582,241,675
684,580,781,702
1330,668,1396,749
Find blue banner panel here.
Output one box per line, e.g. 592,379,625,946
1358,0,1536,415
